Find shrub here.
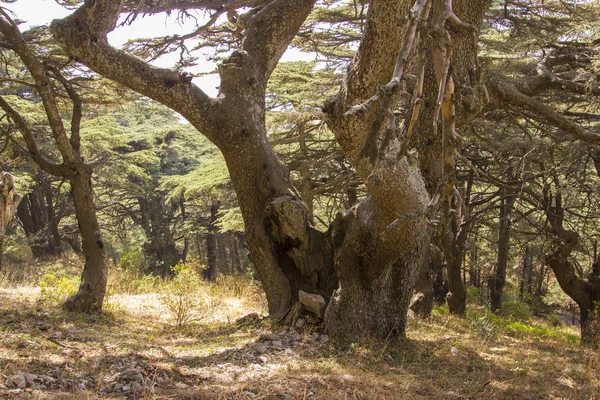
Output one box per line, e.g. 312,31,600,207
38,273,79,305
501,296,533,321
108,269,162,295
160,261,215,330
466,285,482,305
117,247,145,271
468,312,502,340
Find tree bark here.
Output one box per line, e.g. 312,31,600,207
543,191,600,346
519,246,534,300
204,200,219,280
0,172,22,271
490,192,516,312
16,176,62,259
138,193,180,276
64,166,110,312
0,15,110,312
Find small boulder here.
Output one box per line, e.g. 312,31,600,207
260,333,281,342
299,291,326,318
119,369,143,382
272,340,284,349
24,374,38,387
236,313,259,324
295,318,306,328
6,373,27,389
256,345,268,354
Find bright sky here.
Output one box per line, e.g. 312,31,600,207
4,0,313,98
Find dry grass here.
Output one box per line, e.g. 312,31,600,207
0,263,598,399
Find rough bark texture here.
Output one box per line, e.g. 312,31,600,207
138,193,181,276
0,172,22,271
323,0,431,338
0,14,109,312
16,176,63,259
410,0,491,316
490,191,516,312
64,167,110,312
51,0,337,320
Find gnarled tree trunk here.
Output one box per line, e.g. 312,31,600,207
0,172,22,271
64,166,110,312
0,15,110,312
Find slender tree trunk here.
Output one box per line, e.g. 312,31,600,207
469,246,479,287
490,192,516,312
411,244,435,317
64,166,109,312
217,233,229,273
519,246,533,300
231,234,242,273
204,200,219,281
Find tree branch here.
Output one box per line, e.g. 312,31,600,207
242,0,317,85
0,9,77,164
490,79,600,146
0,96,68,177
51,0,220,143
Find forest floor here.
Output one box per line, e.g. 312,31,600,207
0,263,598,399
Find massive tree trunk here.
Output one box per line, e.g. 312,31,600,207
408,0,491,316
50,0,490,338
322,0,432,338
0,172,22,271
64,166,110,312
16,175,62,259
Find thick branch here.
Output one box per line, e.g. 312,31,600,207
242,0,317,84
0,11,77,164
51,0,219,142
491,79,600,146
0,96,68,177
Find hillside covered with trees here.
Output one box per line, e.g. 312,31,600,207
0,0,599,398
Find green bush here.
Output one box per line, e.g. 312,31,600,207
117,247,145,271
466,285,482,305
38,273,79,305
501,296,533,321
468,312,502,340
160,261,216,330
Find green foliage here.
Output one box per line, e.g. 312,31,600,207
216,207,245,233
500,295,533,321
38,273,79,305
466,285,483,306
107,269,162,295
467,310,579,344
117,247,145,272
160,261,216,330
469,313,502,340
